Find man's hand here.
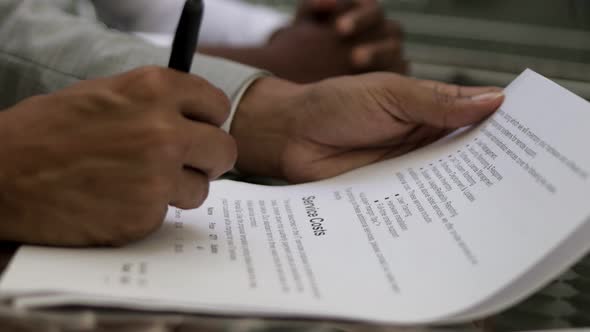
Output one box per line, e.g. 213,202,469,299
0,67,236,246
232,74,503,183
199,0,404,83
295,0,406,75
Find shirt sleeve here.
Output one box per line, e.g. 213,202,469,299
91,0,290,47
91,0,185,34
200,0,290,47
0,0,266,133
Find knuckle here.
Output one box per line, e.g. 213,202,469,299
209,132,238,177
142,174,172,202
80,90,130,115
148,123,177,147
134,65,168,79
16,94,59,116
134,66,172,97
140,117,183,161
433,89,456,128
145,173,173,195
189,76,231,126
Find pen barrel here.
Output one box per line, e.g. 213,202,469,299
168,0,204,72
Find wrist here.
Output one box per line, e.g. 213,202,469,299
230,76,308,179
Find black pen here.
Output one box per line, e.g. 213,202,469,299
168,0,204,72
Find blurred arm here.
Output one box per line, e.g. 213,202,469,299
0,0,266,131
92,0,289,47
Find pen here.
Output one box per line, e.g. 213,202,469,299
168,0,204,72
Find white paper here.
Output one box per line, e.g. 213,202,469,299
1,70,590,325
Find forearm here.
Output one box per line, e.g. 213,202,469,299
0,0,263,110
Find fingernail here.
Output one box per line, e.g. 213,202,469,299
471,91,504,102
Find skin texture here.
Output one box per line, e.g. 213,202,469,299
231,74,504,183
0,70,503,247
200,0,405,83
0,67,236,246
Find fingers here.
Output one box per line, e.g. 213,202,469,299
178,120,237,179
116,66,235,179
170,122,236,209
176,75,231,127
395,77,505,129
297,0,406,74
347,19,404,71
170,168,210,209
336,0,384,36
352,36,402,69
170,121,237,209
109,67,236,211
113,67,231,127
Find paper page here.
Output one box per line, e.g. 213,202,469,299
1,70,590,324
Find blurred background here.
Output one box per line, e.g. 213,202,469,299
248,0,590,98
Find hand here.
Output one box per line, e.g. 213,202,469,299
295,0,406,74
232,74,504,183
0,67,236,246
263,21,375,83
200,0,405,83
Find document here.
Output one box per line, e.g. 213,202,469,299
1,70,590,324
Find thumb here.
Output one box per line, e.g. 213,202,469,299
397,79,505,129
